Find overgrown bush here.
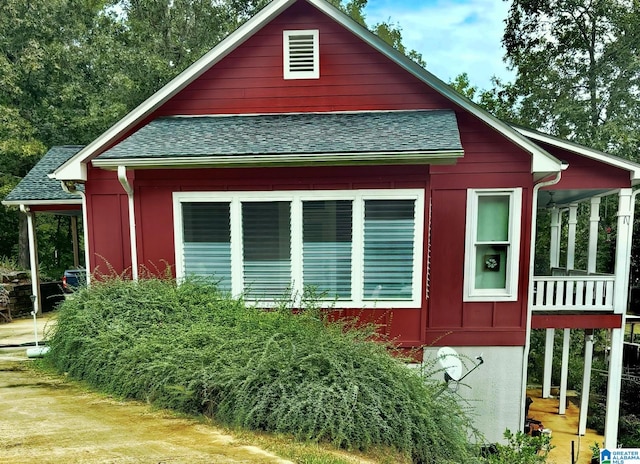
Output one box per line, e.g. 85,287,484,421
46,277,478,463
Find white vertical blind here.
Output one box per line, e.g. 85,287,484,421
182,202,232,291
302,200,353,298
242,201,292,299
363,200,415,300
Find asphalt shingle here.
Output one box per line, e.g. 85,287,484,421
97,110,462,160
3,146,84,203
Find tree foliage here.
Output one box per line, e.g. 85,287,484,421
501,0,640,160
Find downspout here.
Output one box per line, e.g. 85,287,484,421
520,169,563,431
117,166,139,281
61,181,91,287
19,205,41,315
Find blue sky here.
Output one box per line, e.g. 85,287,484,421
363,0,514,90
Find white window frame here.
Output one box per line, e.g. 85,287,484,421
173,189,424,308
283,29,319,80
463,188,522,302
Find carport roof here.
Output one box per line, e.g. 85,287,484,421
2,146,84,206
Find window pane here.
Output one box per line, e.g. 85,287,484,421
303,200,352,298
477,195,509,242
475,244,508,289
182,202,232,291
363,200,415,300
242,202,291,299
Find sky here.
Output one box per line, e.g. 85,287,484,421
363,0,515,90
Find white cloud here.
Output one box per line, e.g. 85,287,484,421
364,0,514,89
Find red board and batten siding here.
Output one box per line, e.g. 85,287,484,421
154,0,452,117
84,0,538,347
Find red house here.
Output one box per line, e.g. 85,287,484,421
6,0,640,446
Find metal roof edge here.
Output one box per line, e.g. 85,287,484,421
92,150,465,169
1,199,82,207
514,126,640,182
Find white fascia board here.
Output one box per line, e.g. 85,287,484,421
52,0,297,182
1,199,82,207
515,126,640,183
306,0,562,176
91,150,464,169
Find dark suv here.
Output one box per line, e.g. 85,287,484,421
62,268,86,293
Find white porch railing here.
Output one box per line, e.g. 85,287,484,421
532,274,616,311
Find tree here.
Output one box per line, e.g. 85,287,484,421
502,0,640,160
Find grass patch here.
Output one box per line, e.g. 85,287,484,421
45,277,480,463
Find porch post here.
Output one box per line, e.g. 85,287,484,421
20,206,42,315
550,207,562,268
543,207,562,398
588,197,601,273
566,204,578,270
604,188,634,448
559,328,570,414
579,330,594,435
542,329,554,398
71,215,80,269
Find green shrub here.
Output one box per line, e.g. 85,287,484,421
46,277,478,463
479,430,551,464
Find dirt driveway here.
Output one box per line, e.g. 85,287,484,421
0,317,293,464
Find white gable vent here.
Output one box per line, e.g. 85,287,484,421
283,30,319,79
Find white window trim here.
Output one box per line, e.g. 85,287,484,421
173,189,424,308
283,29,319,80
463,188,522,302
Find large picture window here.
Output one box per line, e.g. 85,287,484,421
173,190,424,308
464,188,522,301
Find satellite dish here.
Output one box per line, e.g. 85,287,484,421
437,346,462,382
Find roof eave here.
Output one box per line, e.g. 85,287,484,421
514,126,640,183
2,198,83,207
92,150,464,169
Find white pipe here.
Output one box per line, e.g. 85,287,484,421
19,205,41,315
117,166,138,281
521,171,562,432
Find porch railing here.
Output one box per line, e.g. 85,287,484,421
532,272,615,311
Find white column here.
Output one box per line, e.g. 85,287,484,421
542,329,555,398
559,328,571,415
566,204,578,270
587,198,601,273
579,330,594,435
21,206,42,315
550,207,562,268
604,189,634,448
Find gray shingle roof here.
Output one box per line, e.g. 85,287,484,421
3,146,84,204
96,110,462,161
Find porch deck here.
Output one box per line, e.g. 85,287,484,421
527,388,603,464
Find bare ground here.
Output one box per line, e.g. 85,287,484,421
0,357,294,464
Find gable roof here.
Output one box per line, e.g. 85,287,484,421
515,126,640,183
51,0,562,182
3,146,84,206
92,110,463,168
